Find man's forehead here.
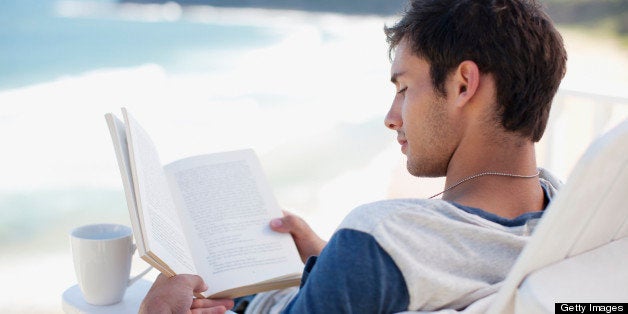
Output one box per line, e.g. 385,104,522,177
390,40,421,80
391,40,410,64
390,43,406,75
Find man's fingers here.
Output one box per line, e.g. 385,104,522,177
270,217,289,232
154,273,169,284
171,274,208,293
269,211,327,262
190,305,227,314
190,275,208,293
270,212,309,236
191,298,234,310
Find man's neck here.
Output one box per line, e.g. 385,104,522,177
441,135,544,219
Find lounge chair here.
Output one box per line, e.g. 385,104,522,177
487,117,628,313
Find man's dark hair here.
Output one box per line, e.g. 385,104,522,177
385,0,567,142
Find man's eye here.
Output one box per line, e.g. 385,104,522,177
397,87,407,94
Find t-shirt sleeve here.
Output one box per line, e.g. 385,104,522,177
281,228,409,313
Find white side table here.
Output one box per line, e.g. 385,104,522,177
62,279,153,314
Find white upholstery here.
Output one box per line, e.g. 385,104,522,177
488,118,628,313
398,120,628,314
515,237,628,312
398,119,628,313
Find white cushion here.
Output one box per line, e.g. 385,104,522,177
515,237,628,313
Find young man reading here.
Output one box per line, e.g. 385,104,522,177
140,0,567,312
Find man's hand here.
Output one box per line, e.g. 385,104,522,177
140,274,234,314
270,211,327,263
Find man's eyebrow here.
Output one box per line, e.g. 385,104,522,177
390,71,405,84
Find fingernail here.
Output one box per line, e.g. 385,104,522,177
270,219,283,228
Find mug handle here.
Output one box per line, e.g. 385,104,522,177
127,243,154,287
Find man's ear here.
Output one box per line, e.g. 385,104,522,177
451,60,480,108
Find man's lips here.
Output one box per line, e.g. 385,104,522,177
397,138,408,153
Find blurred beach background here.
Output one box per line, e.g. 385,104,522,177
0,0,627,312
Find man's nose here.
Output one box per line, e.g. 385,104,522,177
385,100,402,130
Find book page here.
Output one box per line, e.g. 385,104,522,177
105,113,166,269
123,108,196,275
165,149,303,295
105,113,147,255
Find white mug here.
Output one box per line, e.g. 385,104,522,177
70,223,151,305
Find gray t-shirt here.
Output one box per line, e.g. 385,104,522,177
249,169,563,313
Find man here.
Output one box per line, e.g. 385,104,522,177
141,0,567,312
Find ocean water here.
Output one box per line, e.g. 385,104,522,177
0,2,400,311
0,0,276,250
0,0,281,90
0,0,396,257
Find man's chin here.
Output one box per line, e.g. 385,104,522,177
406,160,446,178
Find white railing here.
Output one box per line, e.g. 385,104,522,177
538,89,628,180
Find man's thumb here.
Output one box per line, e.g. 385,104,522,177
190,275,209,293
270,217,289,232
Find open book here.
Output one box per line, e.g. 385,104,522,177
105,108,303,299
